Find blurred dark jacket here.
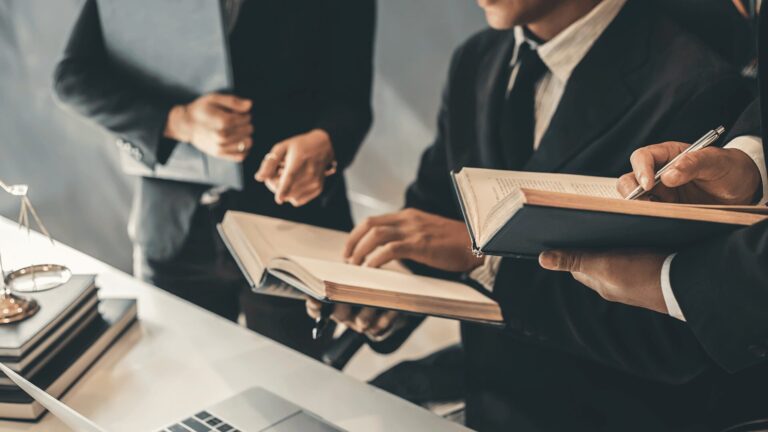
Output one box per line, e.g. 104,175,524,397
53,0,375,260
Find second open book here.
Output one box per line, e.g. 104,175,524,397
218,212,504,325
452,168,768,258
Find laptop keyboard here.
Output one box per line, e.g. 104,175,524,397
160,411,240,432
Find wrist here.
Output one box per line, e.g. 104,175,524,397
164,105,191,142
308,128,335,165
646,254,669,315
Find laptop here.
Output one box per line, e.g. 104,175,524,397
0,363,342,432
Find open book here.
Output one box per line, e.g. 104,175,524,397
218,212,504,325
452,167,768,257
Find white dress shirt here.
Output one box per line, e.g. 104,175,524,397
661,135,768,321
470,0,627,291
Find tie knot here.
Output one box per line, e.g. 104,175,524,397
515,42,546,79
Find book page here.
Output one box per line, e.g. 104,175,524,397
228,212,409,273
463,168,622,201
290,256,496,305
456,168,622,244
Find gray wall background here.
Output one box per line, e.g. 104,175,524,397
0,0,485,272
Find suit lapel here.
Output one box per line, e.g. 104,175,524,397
475,32,517,169
524,0,649,173
524,63,634,173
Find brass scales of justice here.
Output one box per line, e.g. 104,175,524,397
0,179,72,324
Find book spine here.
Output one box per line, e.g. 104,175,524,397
449,171,484,258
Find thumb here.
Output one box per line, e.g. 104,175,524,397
539,250,583,272
629,142,688,191
207,93,252,113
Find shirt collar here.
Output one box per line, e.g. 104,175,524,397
511,0,626,82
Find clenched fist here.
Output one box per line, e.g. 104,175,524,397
164,93,254,162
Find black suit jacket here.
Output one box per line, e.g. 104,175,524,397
668,10,768,376
405,1,758,430
53,0,374,261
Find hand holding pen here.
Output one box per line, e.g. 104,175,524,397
618,126,764,205
624,126,725,200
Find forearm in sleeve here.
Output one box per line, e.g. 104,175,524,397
53,0,176,168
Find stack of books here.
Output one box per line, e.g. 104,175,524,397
0,275,137,420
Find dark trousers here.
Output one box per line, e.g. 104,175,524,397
133,200,331,359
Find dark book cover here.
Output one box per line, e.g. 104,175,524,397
0,275,96,357
484,206,747,258
0,298,138,420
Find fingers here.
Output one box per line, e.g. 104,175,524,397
659,147,724,188
347,225,401,265
255,143,288,182
538,250,585,273
200,104,251,131
363,241,413,268
351,307,378,333
629,142,689,191
206,132,252,161
264,177,279,194
206,93,252,113
343,213,403,259
218,123,254,145
330,304,356,326
305,298,322,319
617,172,641,198
274,151,304,204
367,310,400,337
284,185,323,207
306,300,396,340
262,164,324,207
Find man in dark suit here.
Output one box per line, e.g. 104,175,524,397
308,0,760,429
540,5,768,382
539,99,768,431
541,48,767,374
54,0,374,359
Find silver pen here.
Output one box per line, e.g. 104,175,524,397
625,126,726,200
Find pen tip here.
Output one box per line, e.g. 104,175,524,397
715,126,725,135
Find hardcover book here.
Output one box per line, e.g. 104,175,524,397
451,167,768,258
219,212,503,325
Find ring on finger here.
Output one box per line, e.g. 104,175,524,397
237,141,246,153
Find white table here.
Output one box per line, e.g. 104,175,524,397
0,217,467,432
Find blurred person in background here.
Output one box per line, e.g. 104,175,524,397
53,0,375,359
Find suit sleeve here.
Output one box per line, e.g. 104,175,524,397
726,98,761,140
671,220,768,373
404,50,465,219
53,0,176,168
313,0,375,170
493,74,754,385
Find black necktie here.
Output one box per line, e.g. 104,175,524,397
499,42,547,169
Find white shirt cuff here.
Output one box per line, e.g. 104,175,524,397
660,253,686,321
725,135,767,205
468,255,502,292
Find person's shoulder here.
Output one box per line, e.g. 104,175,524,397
645,10,739,80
